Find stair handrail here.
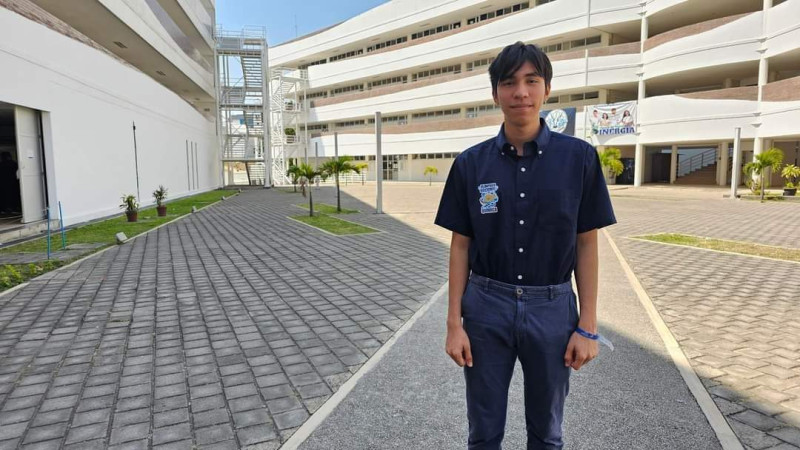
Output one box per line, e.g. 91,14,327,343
677,148,718,177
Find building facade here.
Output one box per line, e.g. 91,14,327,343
0,0,219,236
269,0,800,187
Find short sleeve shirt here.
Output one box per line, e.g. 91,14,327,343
434,119,616,286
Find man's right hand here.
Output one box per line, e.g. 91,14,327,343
446,324,473,367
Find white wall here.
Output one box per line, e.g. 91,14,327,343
639,95,758,144
0,8,219,226
643,11,762,80
766,0,800,58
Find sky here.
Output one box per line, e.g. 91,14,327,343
216,0,391,46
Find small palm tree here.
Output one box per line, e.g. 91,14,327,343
321,156,361,212
287,165,302,193
743,148,784,202
355,162,369,185
296,163,324,216
423,166,438,185
599,147,624,179
781,164,800,189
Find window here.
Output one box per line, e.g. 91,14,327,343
466,57,494,72
466,104,501,118
306,124,328,132
367,75,408,89
334,120,366,129
329,48,364,62
368,115,408,125
569,35,602,49
543,43,562,53
412,108,461,121
411,22,461,40
306,91,328,99
412,64,461,82
367,36,408,52
330,84,364,96
467,2,529,25
298,59,326,70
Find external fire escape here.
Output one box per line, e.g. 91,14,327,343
270,67,308,182
216,27,270,186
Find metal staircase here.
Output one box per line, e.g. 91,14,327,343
269,67,308,185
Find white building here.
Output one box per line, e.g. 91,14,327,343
269,0,800,187
0,0,219,239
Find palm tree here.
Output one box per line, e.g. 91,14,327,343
321,156,361,212
423,166,438,186
286,165,302,193
296,163,324,216
598,147,624,180
355,162,369,185
743,147,784,202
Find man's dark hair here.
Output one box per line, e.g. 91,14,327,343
489,41,553,93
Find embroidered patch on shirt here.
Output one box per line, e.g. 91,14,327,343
478,183,499,214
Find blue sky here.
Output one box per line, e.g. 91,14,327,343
216,0,390,46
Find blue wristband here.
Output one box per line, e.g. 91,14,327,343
575,326,599,340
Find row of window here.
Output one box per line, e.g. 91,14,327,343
543,35,602,54
412,152,460,159
367,36,408,53
411,108,461,121
331,84,364,96
411,22,462,40
412,64,461,82
330,48,364,62
466,57,495,72
466,104,502,117
367,75,408,89
545,90,599,104
368,115,408,125
466,2,530,25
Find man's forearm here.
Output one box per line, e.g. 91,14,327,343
575,229,599,333
447,233,471,330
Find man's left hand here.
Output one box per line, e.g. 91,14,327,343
564,332,599,370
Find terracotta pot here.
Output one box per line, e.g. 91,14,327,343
126,211,138,222
157,205,167,216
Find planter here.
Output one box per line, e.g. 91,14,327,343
157,205,167,217
126,211,138,222
784,188,797,197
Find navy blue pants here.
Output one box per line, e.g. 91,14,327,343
462,274,578,450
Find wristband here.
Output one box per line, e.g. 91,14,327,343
575,326,615,351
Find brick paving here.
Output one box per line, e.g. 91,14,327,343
607,191,800,450
0,188,448,449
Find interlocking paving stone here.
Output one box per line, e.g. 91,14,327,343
607,192,800,449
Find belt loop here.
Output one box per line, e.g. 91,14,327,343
548,286,554,299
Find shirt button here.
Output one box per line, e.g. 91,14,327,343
510,145,515,151
520,167,526,172
517,275,523,280
519,220,525,225
520,193,525,198
518,248,524,253
538,150,542,155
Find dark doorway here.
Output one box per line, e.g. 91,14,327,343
651,153,671,183
0,103,22,224
616,158,635,185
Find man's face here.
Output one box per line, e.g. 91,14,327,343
493,61,550,128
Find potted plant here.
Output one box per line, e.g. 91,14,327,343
153,185,168,216
782,164,800,196
424,166,438,185
598,147,624,185
120,194,139,222
743,148,784,202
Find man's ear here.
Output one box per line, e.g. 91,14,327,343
492,90,499,106
544,84,551,100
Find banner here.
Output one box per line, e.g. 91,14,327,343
587,101,636,135
540,107,576,136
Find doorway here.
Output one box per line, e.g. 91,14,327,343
0,103,22,226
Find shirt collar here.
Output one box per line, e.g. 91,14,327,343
494,118,552,157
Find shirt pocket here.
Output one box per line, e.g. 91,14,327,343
536,189,579,234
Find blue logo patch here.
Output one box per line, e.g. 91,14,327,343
478,183,499,214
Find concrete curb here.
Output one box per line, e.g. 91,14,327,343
276,281,449,450
603,229,744,450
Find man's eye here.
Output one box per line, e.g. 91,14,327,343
527,79,539,84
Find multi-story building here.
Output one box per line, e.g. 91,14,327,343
0,0,219,239
269,0,800,187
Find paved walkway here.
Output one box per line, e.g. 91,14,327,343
0,188,448,449
297,230,722,449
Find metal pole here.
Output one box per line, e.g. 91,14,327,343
334,132,339,159
730,127,742,199
315,141,319,168
132,122,141,201
375,112,383,214
263,37,272,188
58,201,65,249
46,207,51,260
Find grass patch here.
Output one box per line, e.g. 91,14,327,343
0,189,234,292
634,233,800,262
291,214,377,235
295,203,358,214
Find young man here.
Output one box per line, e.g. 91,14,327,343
435,42,616,450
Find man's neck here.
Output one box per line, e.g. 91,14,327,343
504,119,541,157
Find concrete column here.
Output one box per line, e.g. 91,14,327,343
718,142,730,186
670,145,678,184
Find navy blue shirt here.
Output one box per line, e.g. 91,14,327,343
435,119,616,286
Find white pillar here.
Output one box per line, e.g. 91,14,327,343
375,111,383,214
731,128,742,198
634,14,648,187
719,142,730,186
670,145,678,184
